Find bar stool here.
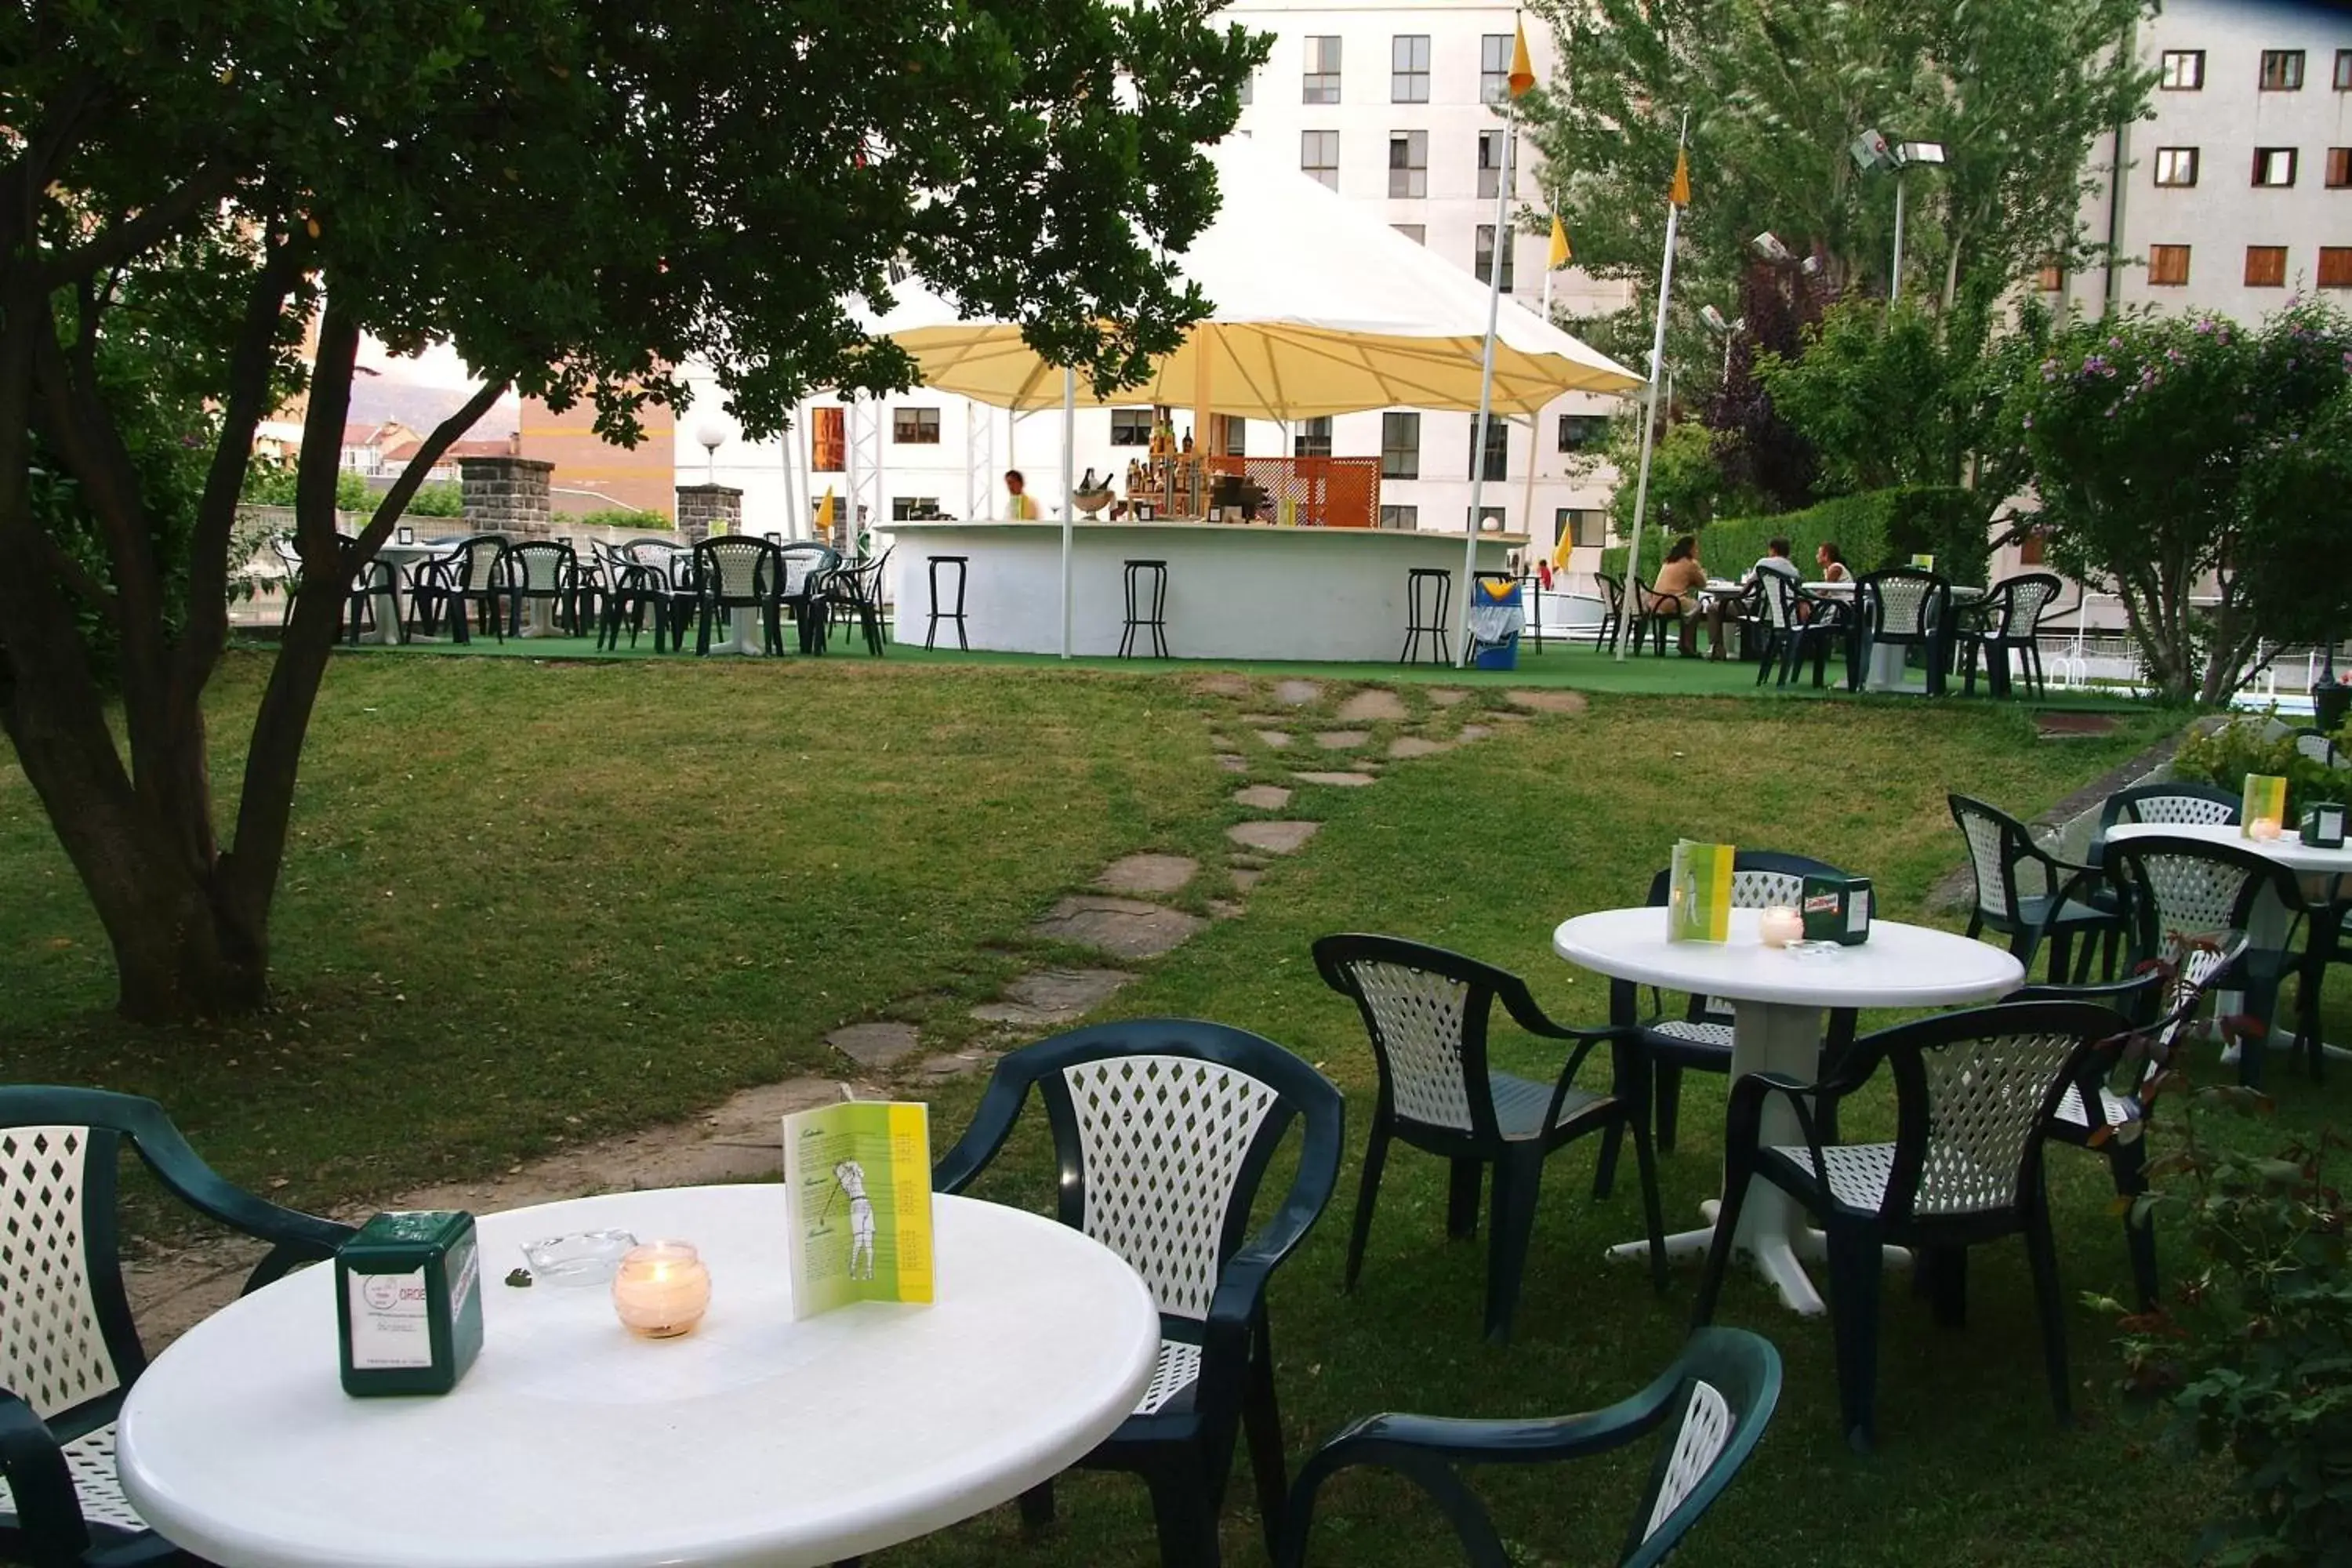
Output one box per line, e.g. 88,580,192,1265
1120,559,1170,659
924,556,968,651
1399,567,1451,666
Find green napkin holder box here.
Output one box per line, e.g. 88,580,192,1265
1801,873,1872,946
2302,803,2347,848
336,1210,484,1397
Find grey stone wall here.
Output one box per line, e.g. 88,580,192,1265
460,456,556,539
675,485,743,544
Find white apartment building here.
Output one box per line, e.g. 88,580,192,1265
2062,0,2352,321
677,0,1634,562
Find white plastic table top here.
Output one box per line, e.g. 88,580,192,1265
1552,906,2024,1010
116,1186,1160,1568
2103,819,2352,878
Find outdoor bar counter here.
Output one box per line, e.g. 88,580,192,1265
887,518,1523,662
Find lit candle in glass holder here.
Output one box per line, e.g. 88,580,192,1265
2250,816,2284,842
1759,906,1804,948
612,1241,710,1338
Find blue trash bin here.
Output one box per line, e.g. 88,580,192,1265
1468,577,1523,670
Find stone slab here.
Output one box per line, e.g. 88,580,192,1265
1388,736,1453,759
1095,853,1201,895
827,1022,923,1069
970,967,1136,1026
1427,688,1469,706
1507,689,1590,714
1231,868,1265,892
1293,771,1377,787
1214,753,1249,773
1189,673,1256,699
1312,729,1371,750
1233,784,1294,810
1336,688,1410,722
1226,820,1322,855
1029,895,1208,959
1255,730,1294,748
1272,679,1322,707
1458,724,1494,740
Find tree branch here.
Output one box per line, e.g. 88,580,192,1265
36,164,243,289
348,376,510,563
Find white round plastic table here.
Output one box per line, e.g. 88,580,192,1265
115,1186,1160,1568
2102,820,2352,1065
1552,906,2023,1315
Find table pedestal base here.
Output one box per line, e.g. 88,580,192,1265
1606,1201,1907,1316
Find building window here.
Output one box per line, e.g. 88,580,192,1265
811,406,846,471
2329,148,2352,187
1467,506,1507,532
2159,49,2204,89
1207,413,1247,457
1480,34,1512,103
1377,504,1418,530
2320,248,2352,289
2260,49,2304,91
1303,35,1341,104
890,497,941,522
1557,413,1609,452
1466,416,1508,481
1392,223,1426,244
2020,529,2047,566
1477,129,1509,199
1555,508,1607,549
2037,260,2064,292
2337,49,2352,89
1301,129,1339,190
1392,35,1430,103
1109,407,1153,446
2253,147,2298,187
2245,245,2288,287
891,407,941,445
1377,412,1421,479
1475,224,1515,293
1388,131,1428,198
2153,147,2198,187
1294,416,1334,458
2147,244,2191,286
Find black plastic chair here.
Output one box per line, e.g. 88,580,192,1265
933,1020,1344,1568
775,543,840,655
411,534,509,643
1312,935,1666,1345
499,540,577,637
1949,793,2126,983
594,556,668,651
1275,1327,1780,1568
823,546,891,655
1627,583,1684,657
691,537,782,655
1850,568,1951,695
1619,851,1859,1153
0,1087,356,1567
2104,836,2307,1087
1400,568,1451,666
1957,572,2062,699
1693,999,2128,1451
1753,572,1846,688
2020,930,2247,1306
2085,781,2241,881
626,541,701,652
1589,572,1624,651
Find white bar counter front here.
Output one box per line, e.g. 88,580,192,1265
888,518,1523,662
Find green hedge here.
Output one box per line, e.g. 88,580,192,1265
1599,486,1990,588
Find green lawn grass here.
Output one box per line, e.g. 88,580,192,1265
5,654,2338,1566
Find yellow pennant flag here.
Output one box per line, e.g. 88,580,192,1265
1669,146,1691,207
817,487,837,530
1548,213,1572,270
1508,20,1536,97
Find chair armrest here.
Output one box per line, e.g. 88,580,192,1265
125,1119,354,1273
1280,1425,1513,1568
0,1386,91,1564
1725,1069,1839,1184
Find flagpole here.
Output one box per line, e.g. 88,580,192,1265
1457,69,1527,668
1616,114,1687,661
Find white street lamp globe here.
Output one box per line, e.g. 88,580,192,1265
695,417,730,455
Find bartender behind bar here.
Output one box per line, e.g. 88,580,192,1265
1004,470,1040,520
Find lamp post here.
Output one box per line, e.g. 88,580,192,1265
1700,303,1746,383
1850,130,1944,299
695,417,728,483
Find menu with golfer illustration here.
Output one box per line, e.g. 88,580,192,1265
782,1101,935,1318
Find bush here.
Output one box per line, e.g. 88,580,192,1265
1598,485,1987,587
2172,712,2352,811
575,506,670,533
406,481,463,517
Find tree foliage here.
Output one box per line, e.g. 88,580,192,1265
2003,303,2352,705
0,0,1265,1022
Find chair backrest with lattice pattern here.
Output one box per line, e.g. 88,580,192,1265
1863,569,1944,639
2109,838,2286,963
2104,784,2240,833
1861,1001,2120,1224
451,535,506,590
1759,572,1806,632
1948,795,2036,922
691,538,771,601
1984,573,2060,638
1318,951,1479,1133
0,1123,136,1423
1620,1328,1782,1567
778,544,839,598
1595,572,1624,617
503,541,572,593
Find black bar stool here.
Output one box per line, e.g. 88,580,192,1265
1400,567,1452,666
925,556,969,650
1120,559,1171,659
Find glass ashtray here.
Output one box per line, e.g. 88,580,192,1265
521,1229,639,1287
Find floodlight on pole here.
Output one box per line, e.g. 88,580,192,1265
1751,232,1791,263
1700,305,1746,380
1854,131,1947,299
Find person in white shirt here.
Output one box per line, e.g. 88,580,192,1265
1707,536,1802,659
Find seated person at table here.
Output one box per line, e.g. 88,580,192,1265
1704,535,1802,659
1817,540,1852,583
1004,469,1040,520
1646,535,1708,656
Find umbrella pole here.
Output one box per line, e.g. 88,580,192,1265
1060,366,1076,659
1617,116,1687,661
1457,100,1517,669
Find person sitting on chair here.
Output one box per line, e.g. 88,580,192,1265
1817,540,1852,583
1646,535,1708,656
1004,470,1040,520
1706,535,1802,659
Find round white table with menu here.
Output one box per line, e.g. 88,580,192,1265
1553,906,2024,1315
115,1185,1160,1568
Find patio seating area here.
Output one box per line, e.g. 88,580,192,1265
4,653,2345,1568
